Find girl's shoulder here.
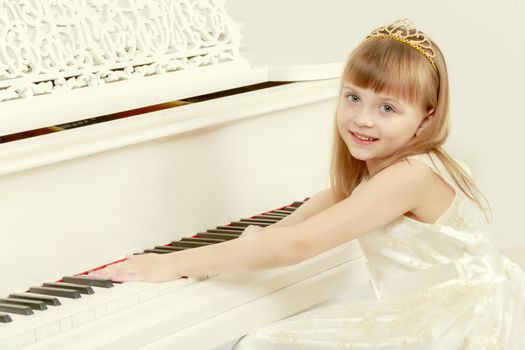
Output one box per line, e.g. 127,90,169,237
403,152,458,225
405,151,472,181
355,151,471,226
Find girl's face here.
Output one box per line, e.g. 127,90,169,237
337,82,434,176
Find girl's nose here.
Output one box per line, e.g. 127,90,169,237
354,111,374,127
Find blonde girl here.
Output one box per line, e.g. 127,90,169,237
93,18,525,349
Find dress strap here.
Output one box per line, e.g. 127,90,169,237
355,151,470,195
405,151,458,190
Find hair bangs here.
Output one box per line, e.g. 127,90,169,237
342,39,432,108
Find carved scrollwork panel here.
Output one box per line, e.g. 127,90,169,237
0,0,243,101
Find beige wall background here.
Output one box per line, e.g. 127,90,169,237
226,0,525,248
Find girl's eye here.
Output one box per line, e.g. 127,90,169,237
347,94,359,102
380,105,395,113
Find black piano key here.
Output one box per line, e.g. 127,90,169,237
207,229,242,234
214,226,244,231
264,212,287,217
229,221,271,228
0,298,47,311
240,218,278,224
0,303,33,315
153,245,185,251
195,232,239,240
143,249,172,254
0,198,309,324
180,237,226,244
270,210,293,215
42,282,94,295
0,313,12,323
9,293,61,306
169,241,213,249
29,287,81,299
248,214,282,220
253,215,282,220
252,214,284,220
239,220,275,227
62,276,114,288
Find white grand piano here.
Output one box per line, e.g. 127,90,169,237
0,1,371,349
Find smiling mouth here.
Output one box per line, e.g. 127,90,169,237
351,131,379,141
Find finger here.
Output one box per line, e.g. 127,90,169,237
113,268,140,282
90,269,109,279
241,225,262,237
239,229,252,238
242,225,257,234
90,262,126,280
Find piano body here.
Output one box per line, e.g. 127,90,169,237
0,1,370,349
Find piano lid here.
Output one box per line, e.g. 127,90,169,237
234,23,345,82
0,0,344,137
225,1,348,82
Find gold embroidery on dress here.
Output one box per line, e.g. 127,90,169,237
414,325,432,341
360,311,378,336
480,324,503,350
421,246,440,258
442,210,472,231
384,236,410,248
384,234,439,266
273,330,300,346
236,150,525,349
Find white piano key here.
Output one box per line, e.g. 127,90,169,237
94,303,107,319
1,331,35,350
0,277,198,350
59,317,72,332
34,321,60,342
54,243,363,349
158,278,195,295
5,242,365,350
102,282,152,315
137,287,159,302
71,308,96,328
0,314,36,350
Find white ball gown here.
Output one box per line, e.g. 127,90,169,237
233,151,525,349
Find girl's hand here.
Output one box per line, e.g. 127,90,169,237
239,224,264,238
89,253,179,283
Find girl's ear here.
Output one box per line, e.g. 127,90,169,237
414,108,435,137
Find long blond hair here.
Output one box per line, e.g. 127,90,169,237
329,29,492,223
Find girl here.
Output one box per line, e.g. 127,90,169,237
93,19,525,349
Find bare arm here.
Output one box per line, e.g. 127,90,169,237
259,187,337,230
92,160,431,282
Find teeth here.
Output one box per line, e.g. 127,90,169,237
354,133,376,141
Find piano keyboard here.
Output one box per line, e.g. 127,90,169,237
0,199,308,349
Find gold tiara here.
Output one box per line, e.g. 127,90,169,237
365,18,436,71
